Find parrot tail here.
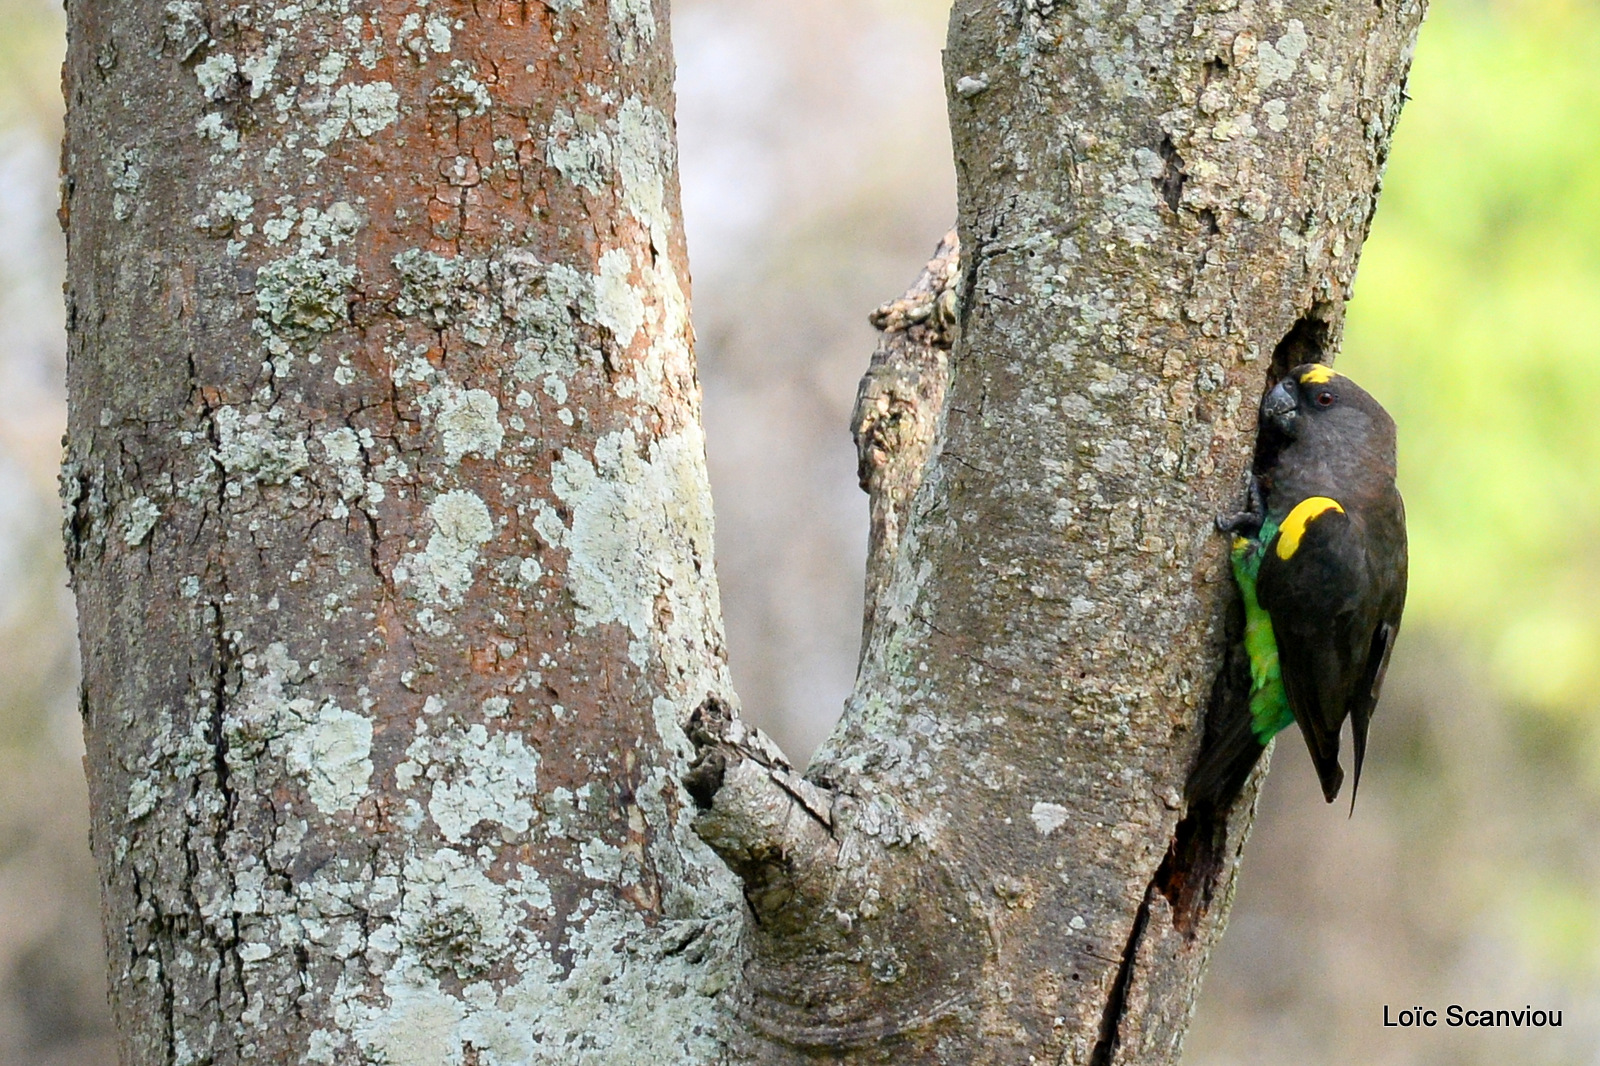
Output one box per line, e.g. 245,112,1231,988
1186,698,1267,814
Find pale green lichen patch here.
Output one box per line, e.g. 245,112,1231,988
609,0,658,60
545,110,613,195
352,972,464,1066
397,490,495,606
546,428,717,647
432,61,492,116
1256,20,1309,90
284,700,375,815
318,426,367,499
316,81,402,145
1263,99,1290,132
194,189,255,235
427,386,504,463
614,97,674,251
213,406,310,486
397,720,540,844
593,248,644,353
400,848,520,978
502,256,591,324
121,495,160,546
388,249,598,366
618,254,693,411
282,754,739,1065
255,252,356,335
543,96,673,249
107,147,144,222
508,263,594,391
425,15,454,54
224,643,374,816
1106,148,1166,247
579,838,631,884
126,774,159,822
393,249,490,329
1030,801,1070,836
163,0,208,56
262,213,295,244
317,423,393,517
240,39,284,98
544,92,675,243
397,11,457,60
194,53,239,101
348,908,739,1066
195,110,241,157
516,556,544,587
253,201,361,255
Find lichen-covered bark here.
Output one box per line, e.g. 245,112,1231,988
62,3,745,1063
65,0,1422,1063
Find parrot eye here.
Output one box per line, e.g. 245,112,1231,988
1315,391,1336,407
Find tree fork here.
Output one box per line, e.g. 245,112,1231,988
63,0,1423,1063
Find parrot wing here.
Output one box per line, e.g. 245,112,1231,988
1257,499,1371,803
1343,498,1408,806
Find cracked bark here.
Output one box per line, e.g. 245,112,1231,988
64,0,1422,1064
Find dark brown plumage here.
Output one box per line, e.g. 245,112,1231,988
1254,363,1408,804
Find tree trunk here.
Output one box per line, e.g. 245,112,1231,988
63,3,743,1063
61,2,1422,1066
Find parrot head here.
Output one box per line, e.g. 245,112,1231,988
1260,363,1397,469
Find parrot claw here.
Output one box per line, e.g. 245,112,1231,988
1215,477,1265,535
1215,511,1257,535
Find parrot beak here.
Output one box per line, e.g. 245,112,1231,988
1261,378,1300,436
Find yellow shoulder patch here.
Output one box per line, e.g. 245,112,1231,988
1298,364,1338,385
1275,496,1345,560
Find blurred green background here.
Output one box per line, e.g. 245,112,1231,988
0,0,1596,1062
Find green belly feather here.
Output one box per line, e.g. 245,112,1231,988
1230,517,1295,743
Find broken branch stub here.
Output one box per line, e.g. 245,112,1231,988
852,230,960,655
685,697,838,929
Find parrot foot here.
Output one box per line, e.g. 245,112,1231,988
1215,477,1265,535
